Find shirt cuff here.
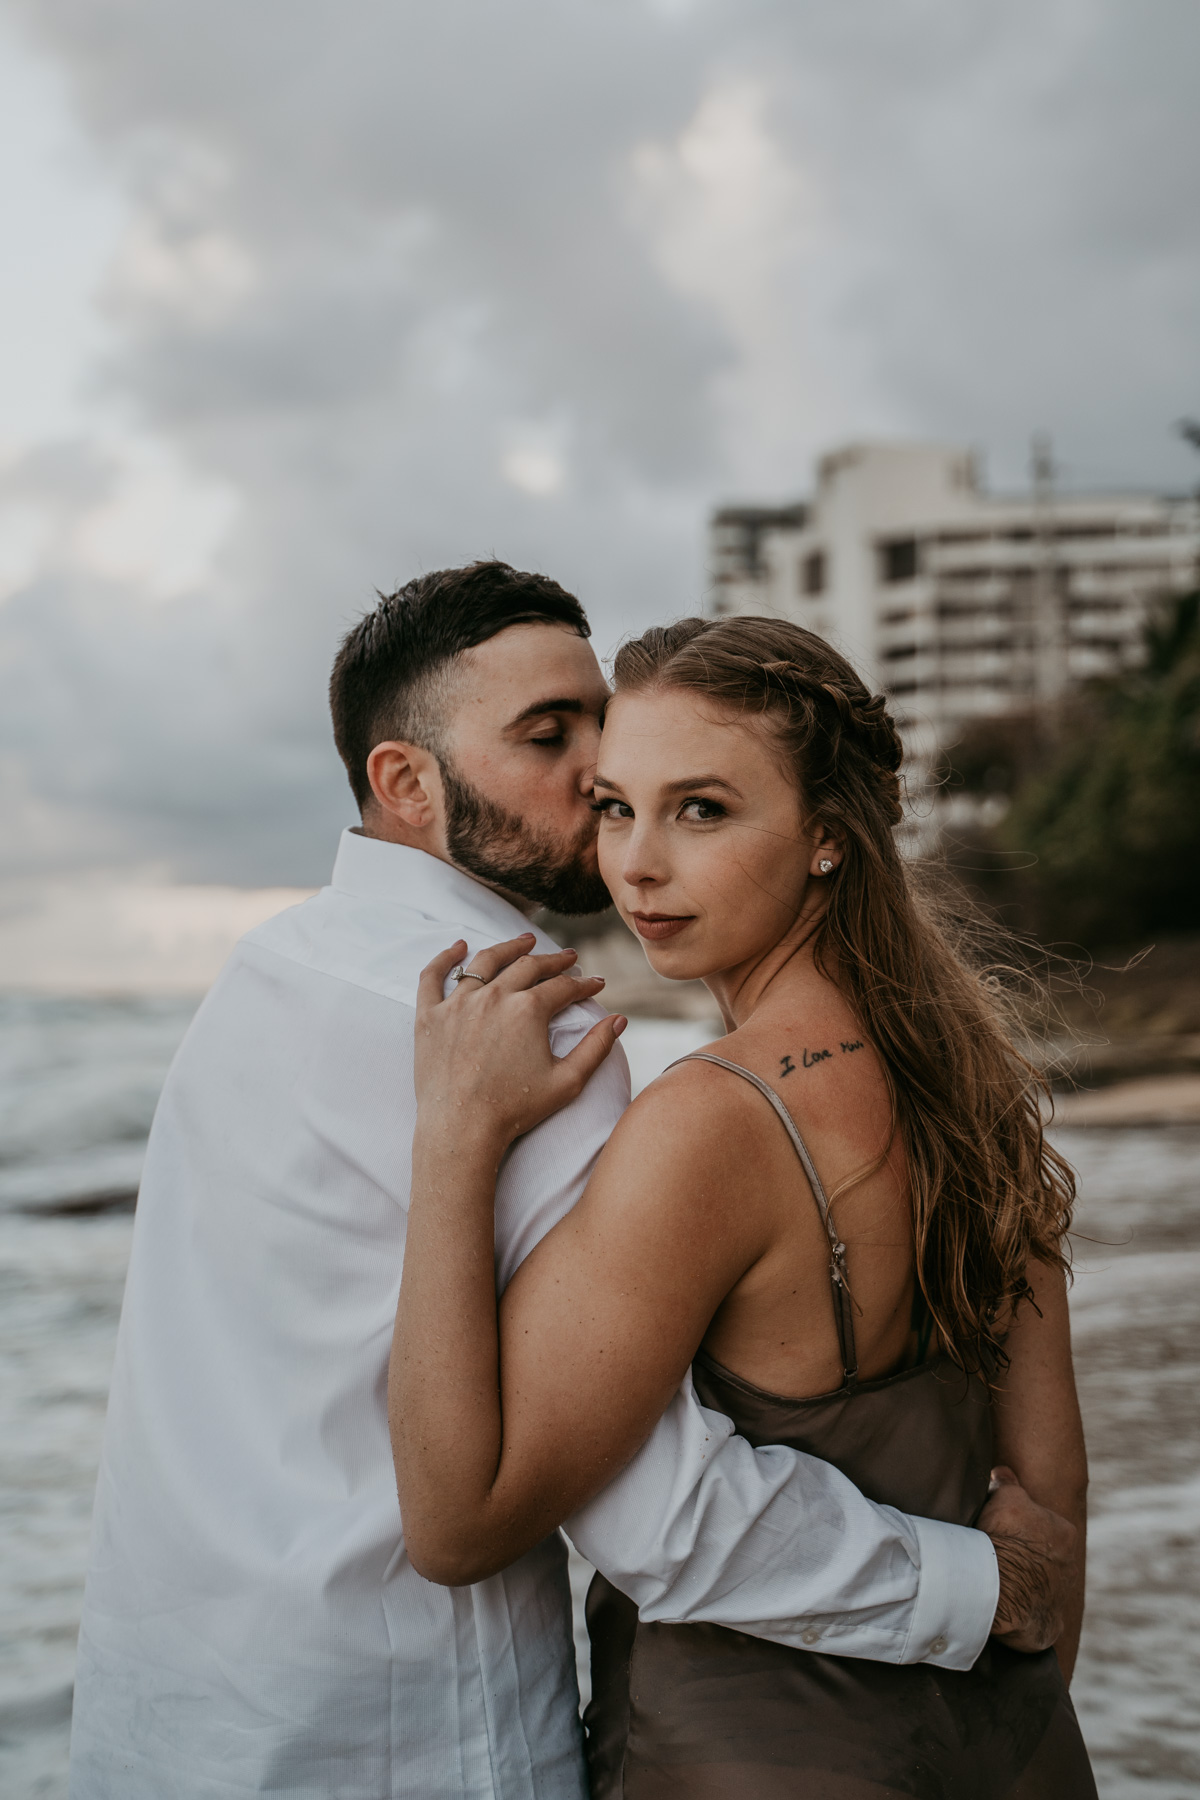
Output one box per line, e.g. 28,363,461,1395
901,1518,998,1671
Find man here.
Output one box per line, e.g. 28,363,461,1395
70,562,1073,1799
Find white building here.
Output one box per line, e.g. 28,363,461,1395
707,441,1200,762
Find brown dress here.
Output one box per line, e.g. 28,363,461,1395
584,1053,1096,1800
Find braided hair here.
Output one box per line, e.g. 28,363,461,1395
611,616,1074,1376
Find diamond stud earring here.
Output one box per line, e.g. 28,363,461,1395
818,858,834,874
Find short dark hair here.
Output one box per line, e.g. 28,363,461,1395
329,560,590,810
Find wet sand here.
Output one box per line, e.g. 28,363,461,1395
1054,1074,1200,1128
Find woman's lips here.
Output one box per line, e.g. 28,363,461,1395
631,912,695,941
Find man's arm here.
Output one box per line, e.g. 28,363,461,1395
566,1371,998,1669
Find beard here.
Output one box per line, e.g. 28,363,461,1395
441,759,611,916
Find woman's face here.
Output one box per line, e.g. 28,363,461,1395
594,685,828,984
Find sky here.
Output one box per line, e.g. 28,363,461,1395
0,0,1197,976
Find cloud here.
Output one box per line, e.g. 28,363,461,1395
0,0,1197,895
499,419,572,498
0,436,237,604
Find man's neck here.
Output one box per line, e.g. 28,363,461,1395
354,821,539,918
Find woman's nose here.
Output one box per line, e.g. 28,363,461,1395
619,823,666,889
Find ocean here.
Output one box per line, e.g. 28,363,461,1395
0,995,1197,1799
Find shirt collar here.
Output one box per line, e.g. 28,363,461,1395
329,828,539,943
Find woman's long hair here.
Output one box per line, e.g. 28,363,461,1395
612,616,1074,1374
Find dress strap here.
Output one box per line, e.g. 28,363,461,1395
668,1053,858,1385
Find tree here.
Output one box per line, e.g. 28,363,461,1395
947,592,1200,948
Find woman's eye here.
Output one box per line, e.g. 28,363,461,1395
530,733,565,748
594,798,633,819
679,797,725,822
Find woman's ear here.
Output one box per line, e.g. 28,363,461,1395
809,823,843,879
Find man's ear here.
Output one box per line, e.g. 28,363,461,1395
366,741,443,831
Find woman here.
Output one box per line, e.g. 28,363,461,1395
391,617,1095,1797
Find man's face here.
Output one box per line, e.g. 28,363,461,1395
437,623,611,914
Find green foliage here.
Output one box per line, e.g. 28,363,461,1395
986,592,1200,946
938,708,1048,801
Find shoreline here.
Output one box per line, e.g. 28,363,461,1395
1050,1071,1200,1128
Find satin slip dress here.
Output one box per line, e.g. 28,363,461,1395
584,1053,1096,1800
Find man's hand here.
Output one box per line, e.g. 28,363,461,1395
978,1465,1077,1652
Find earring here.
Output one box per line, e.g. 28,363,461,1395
818,858,834,874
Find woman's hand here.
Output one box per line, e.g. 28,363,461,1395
415,934,627,1156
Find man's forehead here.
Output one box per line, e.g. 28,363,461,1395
456,622,607,711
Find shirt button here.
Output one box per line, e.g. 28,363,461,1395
801,1627,821,1646
929,1635,948,1655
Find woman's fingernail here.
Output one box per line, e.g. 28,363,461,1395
592,976,605,987
521,932,535,941
614,1016,628,1036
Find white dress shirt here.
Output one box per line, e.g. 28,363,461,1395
69,830,998,1800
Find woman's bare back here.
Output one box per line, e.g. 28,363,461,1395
661,969,920,1401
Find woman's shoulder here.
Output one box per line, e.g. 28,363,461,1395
584,1044,786,1249
608,1039,777,1163
622,1012,895,1166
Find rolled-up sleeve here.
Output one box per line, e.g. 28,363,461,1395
565,1373,997,1671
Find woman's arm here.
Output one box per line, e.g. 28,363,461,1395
989,1260,1089,1680
390,938,773,1585
393,939,1082,1667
